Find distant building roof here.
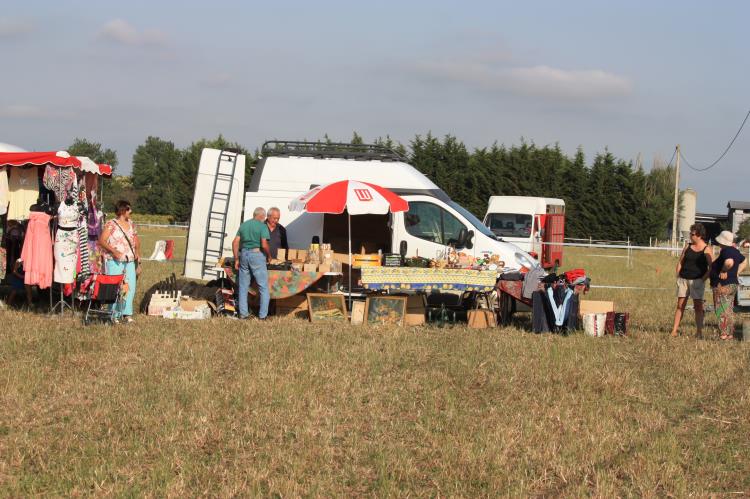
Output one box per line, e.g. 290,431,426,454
727,200,750,210
0,142,25,152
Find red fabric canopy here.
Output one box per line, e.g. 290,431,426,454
0,151,82,168
97,163,113,176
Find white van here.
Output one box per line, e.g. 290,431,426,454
483,196,565,268
184,142,538,280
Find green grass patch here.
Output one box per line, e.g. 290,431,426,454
1,244,749,495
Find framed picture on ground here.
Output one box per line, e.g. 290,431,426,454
365,295,408,326
350,300,366,325
306,293,347,322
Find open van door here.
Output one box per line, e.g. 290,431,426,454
184,149,246,280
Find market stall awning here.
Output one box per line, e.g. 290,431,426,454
0,151,82,168
77,156,112,176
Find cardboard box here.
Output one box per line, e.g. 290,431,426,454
468,309,496,329
179,297,209,312
317,263,331,273
274,295,308,318
147,291,182,316
277,248,287,261
579,300,615,317
405,294,426,326
303,263,318,272
287,249,297,260
162,306,211,320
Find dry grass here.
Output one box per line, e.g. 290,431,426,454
1,230,749,496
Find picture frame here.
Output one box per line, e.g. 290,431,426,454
364,295,408,326
350,301,366,325
306,293,347,323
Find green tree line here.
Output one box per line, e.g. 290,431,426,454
68,133,675,244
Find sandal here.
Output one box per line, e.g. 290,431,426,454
719,333,732,341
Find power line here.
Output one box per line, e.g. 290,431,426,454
664,146,676,169
681,108,750,172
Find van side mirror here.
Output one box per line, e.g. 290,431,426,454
465,230,474,249
399,240,407,257
456,228,471,249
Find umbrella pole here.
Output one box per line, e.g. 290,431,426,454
346,210,352,310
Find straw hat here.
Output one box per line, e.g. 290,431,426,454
715,230,735,246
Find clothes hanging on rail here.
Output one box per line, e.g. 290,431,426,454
42,165,76,203
54,202,80,283
7,167,39,220
21,211,53,288
0,166,8,216
54,226,78,283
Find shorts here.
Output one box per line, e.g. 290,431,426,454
677,277,705,300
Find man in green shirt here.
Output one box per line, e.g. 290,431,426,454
232,207,271,319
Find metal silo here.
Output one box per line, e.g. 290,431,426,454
678,188,697,240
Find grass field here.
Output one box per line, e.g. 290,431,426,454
1,228,749,496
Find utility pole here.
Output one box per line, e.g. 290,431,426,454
671,144,681,254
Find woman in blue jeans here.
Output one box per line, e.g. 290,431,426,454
98,200,141,322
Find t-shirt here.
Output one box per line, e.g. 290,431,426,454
266,223,288,259
236,219,270,250
710,246,746,287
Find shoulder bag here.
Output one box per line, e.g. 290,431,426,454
112,220,142,276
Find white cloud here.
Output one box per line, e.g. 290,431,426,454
97,19,167,46
0,18,32,38
418,61,632,101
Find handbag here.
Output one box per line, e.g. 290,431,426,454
112,220,141,274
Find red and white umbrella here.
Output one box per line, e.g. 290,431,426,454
289,180,408,215
289,180,409,306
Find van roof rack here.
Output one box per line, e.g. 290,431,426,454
261,140,407,162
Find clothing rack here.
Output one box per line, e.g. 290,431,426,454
49,166,71,315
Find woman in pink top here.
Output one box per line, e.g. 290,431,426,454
98,200,141,322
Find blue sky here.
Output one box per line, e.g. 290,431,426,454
1,0,748,212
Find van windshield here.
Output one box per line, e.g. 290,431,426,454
446,201,498,240
486,213,533,238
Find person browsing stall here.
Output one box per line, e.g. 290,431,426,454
232,207,271,320
670,223,712,338
710,230,747,340
265,206,288,260
98,200,141,323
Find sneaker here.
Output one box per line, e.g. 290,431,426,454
123,316,134,324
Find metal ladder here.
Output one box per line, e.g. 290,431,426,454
201,150,239,279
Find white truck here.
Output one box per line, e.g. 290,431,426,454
483,196,565,269
184,141,539,281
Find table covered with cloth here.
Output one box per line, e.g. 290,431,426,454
266,270,326,299
360,267,497,292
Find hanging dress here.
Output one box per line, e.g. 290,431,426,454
21,211,53,288
7,167,40,220
42,166,76,204
54,202,80,284
0,166,8,216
